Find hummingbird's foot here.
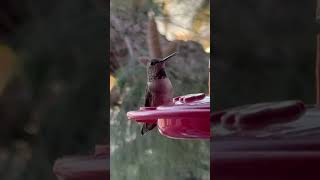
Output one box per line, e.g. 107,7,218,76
141,123,157,135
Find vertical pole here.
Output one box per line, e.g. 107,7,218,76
317,34,320,106
316,0,320,106
317,0,320,23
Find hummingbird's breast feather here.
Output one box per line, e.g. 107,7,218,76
148,79,173,106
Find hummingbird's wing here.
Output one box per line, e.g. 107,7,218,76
144,88,152,107
141,87,157,135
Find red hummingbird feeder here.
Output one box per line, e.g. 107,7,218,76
53,145,109,180
127,93,210,139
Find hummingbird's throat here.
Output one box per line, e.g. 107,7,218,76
148,68,167,81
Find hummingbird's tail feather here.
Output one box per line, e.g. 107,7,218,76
141,123,157,135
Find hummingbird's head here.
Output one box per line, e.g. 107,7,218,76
140,52,177,70
148,58,165,69
139,52,177,81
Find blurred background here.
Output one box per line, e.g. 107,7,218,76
213,0,317,110
110,0,210,179
0,0,106,179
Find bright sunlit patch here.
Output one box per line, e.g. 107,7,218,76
146,149,153,155
205,47,210,53
154,0,210,53
110,74,117,91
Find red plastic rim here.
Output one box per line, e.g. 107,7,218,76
127,93,210,139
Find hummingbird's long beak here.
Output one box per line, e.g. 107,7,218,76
161,52,177,63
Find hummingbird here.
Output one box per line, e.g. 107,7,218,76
139,52,176,135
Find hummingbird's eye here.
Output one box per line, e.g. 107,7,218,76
150,61,158,66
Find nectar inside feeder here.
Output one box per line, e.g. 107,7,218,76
127,93,210,139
